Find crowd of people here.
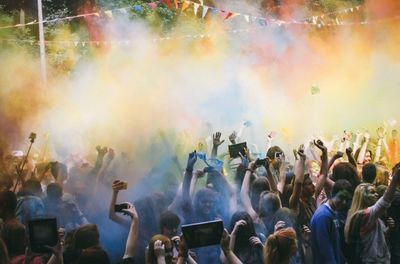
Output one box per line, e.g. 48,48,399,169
0,126,399,264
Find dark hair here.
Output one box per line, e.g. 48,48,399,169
362,163,377,184
0,174,13,191
78,246,110,264
50,162,68,181
159,211,180,231
0,191,17,216
46,183,63,200
1,221,26,256
259,191,281,218
250,177,270,211
21,179,42,196
332,179,353,198
229,211,257,251
332,163,360,189
0,238,9,264
266,146,283,160
74,224,100,250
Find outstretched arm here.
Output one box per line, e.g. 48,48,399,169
314,140,330,198
211,132,225,158
240,161,258,222
357,132,370,164
221,229,243,264
108,180,130,227
289,146,306,211
122,203,139,259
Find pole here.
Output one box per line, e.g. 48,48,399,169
37,0,47,83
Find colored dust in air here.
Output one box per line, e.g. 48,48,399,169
0,0,399,171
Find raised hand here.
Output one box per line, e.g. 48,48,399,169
106,148,115,162
377,127,386,139
274,220,286,232
112,180,128,193
346,147,353,156
220,229,231,254
153,240,165,258
249,236,263,247
96,145,108,157
232,220,247,234
213,132,225,147
297,144,306,160
121,202,138,219
314,140,327,153
186,151,197,172
229,131,237,144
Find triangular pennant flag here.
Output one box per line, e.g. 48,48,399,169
119,8,127,14
82,42,86,47
335,18,340,25
74,41,79,47
164,0,172,9
220,10,226,20
181,1,191,12
133,5,143,13
199,0,204,6
356,6,360,10
258,18,267,26
104,10,112,18
202,6,209,18
174,0,178,9
350,7,353,12
193,3,200,16
224,12,233,20
148,2,158,9
243,14,250,23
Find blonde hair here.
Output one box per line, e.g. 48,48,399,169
344,183,372,243
263,227,297,264
375,165,390,186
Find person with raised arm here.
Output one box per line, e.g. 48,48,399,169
344,163,400,264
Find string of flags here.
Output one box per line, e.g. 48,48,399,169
0,28,254,47
0,0,367,31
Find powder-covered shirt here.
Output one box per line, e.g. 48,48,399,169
359,196,391,264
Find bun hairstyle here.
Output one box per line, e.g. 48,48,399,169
264,227,297,264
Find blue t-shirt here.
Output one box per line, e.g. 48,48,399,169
310,203,344,264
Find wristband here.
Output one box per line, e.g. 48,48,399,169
245,168,254,173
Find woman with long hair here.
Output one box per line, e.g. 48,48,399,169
228,211,263,264
344,163,400,263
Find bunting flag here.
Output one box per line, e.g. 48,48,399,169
148,2,158,10
163,0,172,9
193,3,200,16
202,6,209,19
133,5,143,13
181,1,190,12
104,10,113,18
0,1,373,31
224,12,233,20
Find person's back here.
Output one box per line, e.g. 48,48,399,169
15,180,44,226
311,203,341,264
